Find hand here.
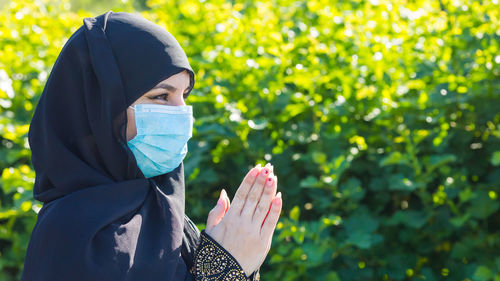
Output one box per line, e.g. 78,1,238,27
205,163,282,276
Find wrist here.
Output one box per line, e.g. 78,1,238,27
192,229,250,280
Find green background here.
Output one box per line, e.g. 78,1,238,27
0,0,499,280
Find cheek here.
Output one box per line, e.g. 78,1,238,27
125,108,137,141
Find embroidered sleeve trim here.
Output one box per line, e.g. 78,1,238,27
190,229,260,281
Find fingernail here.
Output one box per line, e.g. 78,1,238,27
217,198,224,207
221,189,227,198
263,168,269,175
267,176,273,186
276,192,282,198
256,163,262,169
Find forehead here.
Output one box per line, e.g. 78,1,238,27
147,70,190,94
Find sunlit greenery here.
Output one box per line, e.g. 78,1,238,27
0,0,499,280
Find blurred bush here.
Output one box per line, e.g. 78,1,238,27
0,0,499,280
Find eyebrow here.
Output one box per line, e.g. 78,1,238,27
152,83,190,93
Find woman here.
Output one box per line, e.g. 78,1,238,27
22,11,282,281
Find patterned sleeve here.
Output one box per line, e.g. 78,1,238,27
189,229,260,281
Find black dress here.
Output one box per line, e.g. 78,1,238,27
21,11,259,281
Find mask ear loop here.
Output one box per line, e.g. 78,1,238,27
129,105,136,110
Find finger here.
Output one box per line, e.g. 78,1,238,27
263,175,278,223
224,164,261,218
206,196,225,232
241,164,272,219
260,192,282,239
252,174,277,224
262,176,277,226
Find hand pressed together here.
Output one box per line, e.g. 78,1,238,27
205,163,282,277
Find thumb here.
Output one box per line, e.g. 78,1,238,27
205,190,226,233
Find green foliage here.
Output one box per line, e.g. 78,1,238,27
1,0,499,280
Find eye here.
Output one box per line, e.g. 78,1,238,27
151,93,168,101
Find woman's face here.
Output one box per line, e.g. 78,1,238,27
125,70,191,141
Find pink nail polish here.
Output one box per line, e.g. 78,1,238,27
267,177,273,185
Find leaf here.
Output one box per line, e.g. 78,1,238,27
20,201,32,212
290,206,300,221
344,212,379,234
300,175,322,188
425,154,457,173
325,272,341,281
388,174,417,191
0,209,18,219
339,177,365,201
380,152,411,166
467,192,500,219
386,210,428,229
312,151,327,164
473,266,492,281
283,103,306,118
450,213,471,228
492,151,500,166
345,232,380,249
459,188,476,203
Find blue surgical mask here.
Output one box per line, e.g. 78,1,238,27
127,103,193,178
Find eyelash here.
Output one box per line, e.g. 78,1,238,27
153,94,168,101
151,92,189,101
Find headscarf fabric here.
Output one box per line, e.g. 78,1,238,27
22,11,199,281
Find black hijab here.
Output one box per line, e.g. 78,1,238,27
22,11,200,280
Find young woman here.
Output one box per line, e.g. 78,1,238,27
21,11,282,281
